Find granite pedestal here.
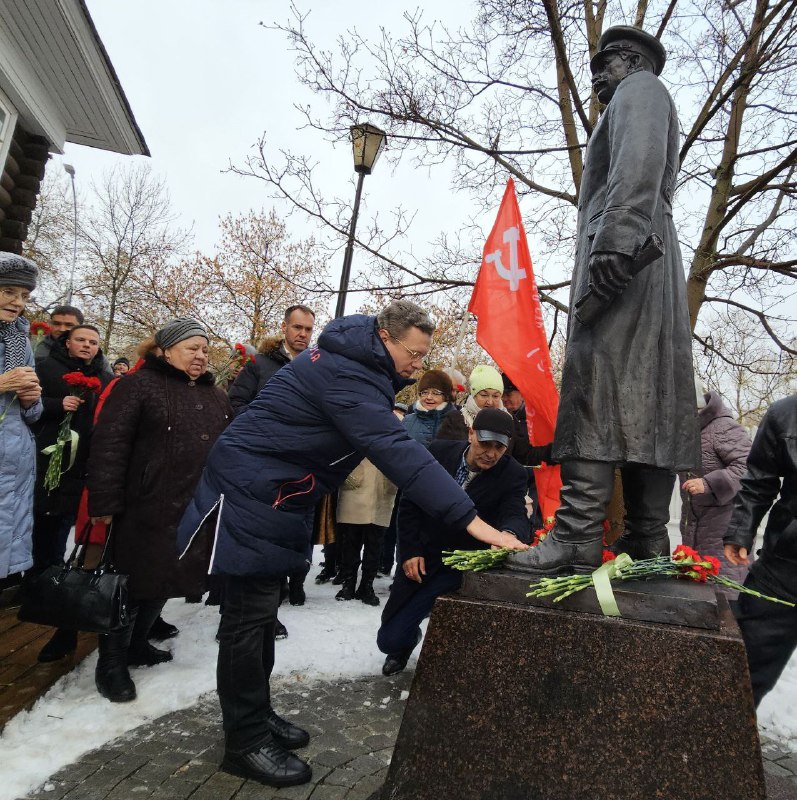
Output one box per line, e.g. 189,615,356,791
374,577,766,800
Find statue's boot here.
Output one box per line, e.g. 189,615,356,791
506,460,615,576
611,465,675,560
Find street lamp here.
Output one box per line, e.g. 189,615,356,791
334,123,386,318
63,163,77,305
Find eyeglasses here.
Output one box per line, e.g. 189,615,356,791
0,287,32,303
419,389,444,398
391,336,425,363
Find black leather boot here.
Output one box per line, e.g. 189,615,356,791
221,736,312,787
148,616,179,641
335,576,357,601
96,615,136,703
127,602,173,666
355,578,380,606
382,630,422,676
266,709,310,749
37,628,78,663
288,576,306,606
506,460,615,576
315,564,336,584
612,465,676,560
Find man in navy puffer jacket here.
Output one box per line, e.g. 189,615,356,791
177,300,526,789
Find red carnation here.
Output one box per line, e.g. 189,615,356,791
30,321,51,336
234,343,246,356
62,372,102,394
704,555,721,576
602,550,616,563
673,544,700,562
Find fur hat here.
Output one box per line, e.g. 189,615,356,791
469,364,503,396
418,369,454,398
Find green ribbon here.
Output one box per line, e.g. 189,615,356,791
591,553,633,617
41,429,80,471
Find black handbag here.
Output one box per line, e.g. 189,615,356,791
17,523,130,633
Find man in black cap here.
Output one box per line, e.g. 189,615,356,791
377,407,528,675
507,26,698,576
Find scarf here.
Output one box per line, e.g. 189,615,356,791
0,320,28,373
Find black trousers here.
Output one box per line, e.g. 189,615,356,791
734,572,797,707
376,569,462,656
217,575,281,753
379,499,401,573
32,512,75,570
337,522,387,582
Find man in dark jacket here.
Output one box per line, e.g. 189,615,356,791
724,395,797,707
228,305,315,415
377,408,528,676
177,300,526,789
507,26,698,576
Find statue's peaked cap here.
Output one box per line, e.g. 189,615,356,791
591,25,667,76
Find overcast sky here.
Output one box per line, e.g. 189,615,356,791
55,0,479,315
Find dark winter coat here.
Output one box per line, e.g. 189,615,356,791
724,395,797,603
435,407,469,441
383,439,528,624
403,402,451,447
87,355,232,601
553,70,699,472
176,315,478,579
680,392,751,585
33,339,112,515
508,402,553,467
228,336,290,415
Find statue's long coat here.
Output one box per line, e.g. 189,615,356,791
553,69,699,471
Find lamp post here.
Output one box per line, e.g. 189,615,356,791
334,123,386,318
63,163,77,305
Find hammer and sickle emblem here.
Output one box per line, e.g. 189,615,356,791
485,226,527,292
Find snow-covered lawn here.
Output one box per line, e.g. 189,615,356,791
0,555,402,800
1,546,795,800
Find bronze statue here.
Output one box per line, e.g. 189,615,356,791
508,26,699,575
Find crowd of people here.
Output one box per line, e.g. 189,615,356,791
0,251,795,790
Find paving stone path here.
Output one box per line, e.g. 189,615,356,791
16,670,797,800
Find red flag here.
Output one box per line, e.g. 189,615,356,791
468,178,562,522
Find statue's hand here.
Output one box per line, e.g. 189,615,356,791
589,252,634,301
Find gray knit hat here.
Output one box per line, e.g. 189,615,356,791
155,317,208,350
0,252,38,290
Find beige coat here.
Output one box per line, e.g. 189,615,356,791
337,458,398,527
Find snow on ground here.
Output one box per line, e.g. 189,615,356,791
0,551,410,800
2,544,797,799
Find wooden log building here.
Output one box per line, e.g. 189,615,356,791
0,0,148,254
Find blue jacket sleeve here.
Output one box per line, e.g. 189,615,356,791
321,377,476,530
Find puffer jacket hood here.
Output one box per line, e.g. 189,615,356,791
318,315,414,396
699,391,734,430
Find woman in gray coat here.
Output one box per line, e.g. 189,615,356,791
0,254,42,579
680,390,752,590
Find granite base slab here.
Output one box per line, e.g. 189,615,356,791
459,569,721,630
374,592,765,800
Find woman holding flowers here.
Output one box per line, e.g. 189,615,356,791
87,318,232,703
0,253,42,581
32,323,111,662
